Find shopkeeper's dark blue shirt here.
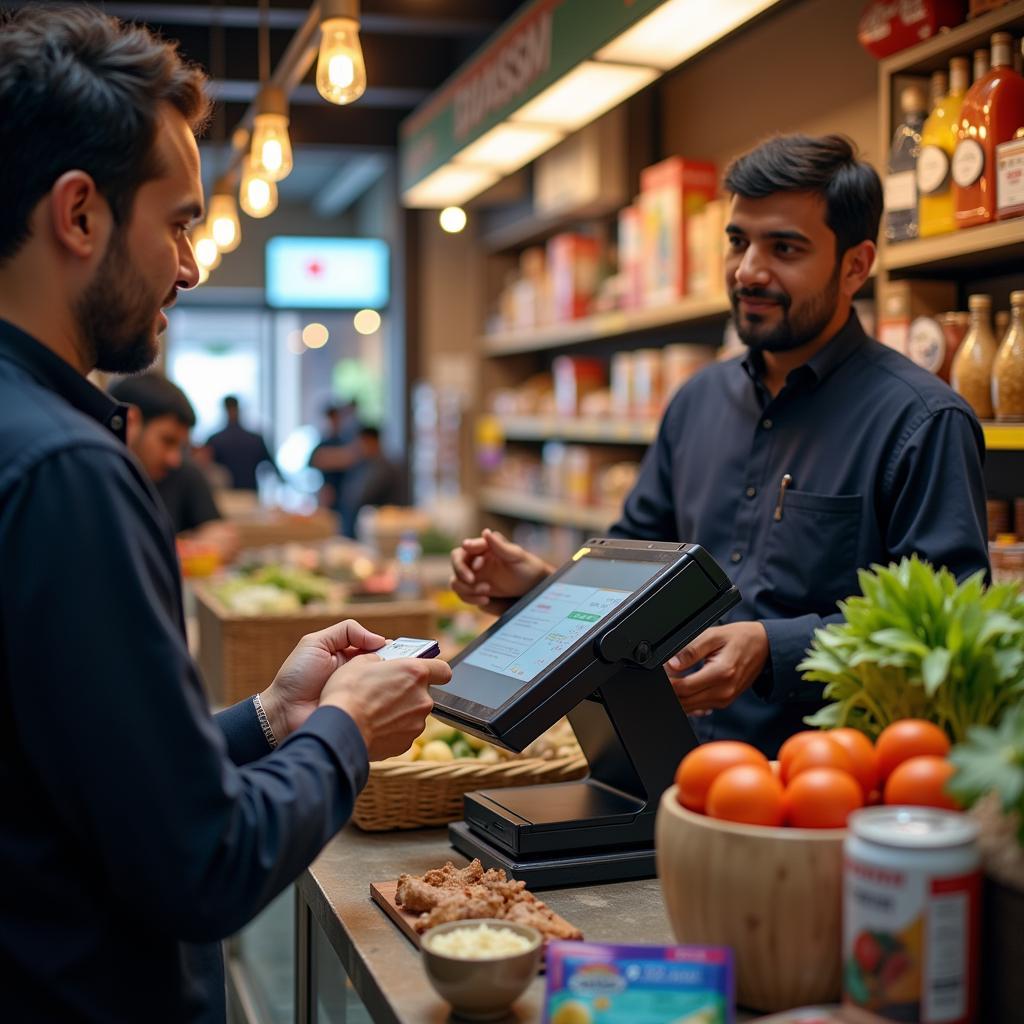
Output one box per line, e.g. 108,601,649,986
0,319,369,1022
610,311,990,757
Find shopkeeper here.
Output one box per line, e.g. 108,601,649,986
452,133,990,757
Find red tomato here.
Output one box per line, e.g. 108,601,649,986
828,727,880,797
706,764,785,827
778,730,822,783
675,741,769,814
883,755,960,811
783,767,864,829
875,720,951,781
788,735,855,782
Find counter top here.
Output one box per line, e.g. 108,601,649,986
299,825,758,1023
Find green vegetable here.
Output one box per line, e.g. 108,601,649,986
799,556,1024,741
450,738,475,759
948,704,1024,845
248,565,331,604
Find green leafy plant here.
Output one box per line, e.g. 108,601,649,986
948,705,1024,846
799,556,1024,741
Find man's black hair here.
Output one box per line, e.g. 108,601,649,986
223,395,239,412
724,134,883,257
359,425,380,443
0,4,209,264
110,373,196,428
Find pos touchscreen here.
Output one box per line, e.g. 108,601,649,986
431,539,734,751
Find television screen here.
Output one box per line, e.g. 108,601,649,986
265,236,389,309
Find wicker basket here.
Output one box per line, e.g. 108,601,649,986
191,582,436,706
225,507,340,550
352,753,588,831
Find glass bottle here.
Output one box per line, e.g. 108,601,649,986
928,70,948,112
993,290,1024,421
919,58,969,237
885,84,927,243
951,294,998,419
973,48,990,85
953,33,1024,229
996,310,1010,342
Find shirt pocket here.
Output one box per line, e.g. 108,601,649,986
761,489,862,613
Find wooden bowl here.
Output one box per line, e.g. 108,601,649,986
655,787,845,1013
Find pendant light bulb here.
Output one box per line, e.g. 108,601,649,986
316,6,367,106
208,181,241,253
250,86,293,182
192,223,221,272
239,161,278,219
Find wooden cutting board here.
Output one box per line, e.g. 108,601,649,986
370,879,422,949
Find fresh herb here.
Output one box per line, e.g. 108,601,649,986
948,705,1024,845
799,556,1024,741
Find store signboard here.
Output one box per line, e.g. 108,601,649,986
398,0,665,192
265,237,389,309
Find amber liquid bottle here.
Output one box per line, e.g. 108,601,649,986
993,291,1024,421
953,34,1024,228
952,294,999,419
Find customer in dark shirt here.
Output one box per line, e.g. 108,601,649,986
0,9,450,1023
204,394,279,491
451,134,989,757
338,425,403,536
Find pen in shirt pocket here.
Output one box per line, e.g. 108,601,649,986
773,473,793,521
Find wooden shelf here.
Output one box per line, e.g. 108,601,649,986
983,422,1024,451
480,487,618,532
495,415,658,445
481,199,624,253
881,219,1024,276
483,294,731,355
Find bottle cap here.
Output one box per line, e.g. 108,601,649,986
900,84,927,113
968,294,992,310
1011,290,1024,306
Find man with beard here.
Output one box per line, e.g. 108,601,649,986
450,134,988,757
0,8,450,1022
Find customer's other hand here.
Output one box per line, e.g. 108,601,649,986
449,528,552,615
260,620,387,741
664,622,769,714
320,655,452,761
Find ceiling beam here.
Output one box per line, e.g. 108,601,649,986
313,154,390,217
209,81,428,109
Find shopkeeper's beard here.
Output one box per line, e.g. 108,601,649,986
731,265,840,354
76,225,168,374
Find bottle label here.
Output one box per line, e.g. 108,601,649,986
918,145,951,195
885,169,917,212
907,316,946,374
996,136,1024,215
952,139,985,188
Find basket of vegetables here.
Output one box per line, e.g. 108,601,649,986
352,717,586,831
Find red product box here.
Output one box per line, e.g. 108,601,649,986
639,156,718,306
552,356,606,418
857,1,966,60
547,233,601,321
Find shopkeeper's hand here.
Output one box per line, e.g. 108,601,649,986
259,620,388,741
664,622,769,714
450,528,553,615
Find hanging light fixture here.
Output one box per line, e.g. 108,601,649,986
191,223,221,272
239,159,278,218
316,0,367,105
208,175,241,252
250,85,293,182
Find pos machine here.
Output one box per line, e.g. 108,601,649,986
430,539,739,887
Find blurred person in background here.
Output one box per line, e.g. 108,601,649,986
109,372,240,563
338,425,403,537
309,400,359,527
202,393,279,492
0,8,450,1022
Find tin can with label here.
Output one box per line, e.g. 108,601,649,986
843,806,980,1024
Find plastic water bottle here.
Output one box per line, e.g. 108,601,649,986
394,531,422,599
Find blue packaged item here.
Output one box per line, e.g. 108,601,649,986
544,940,734,1024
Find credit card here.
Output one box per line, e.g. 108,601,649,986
376,637,441,660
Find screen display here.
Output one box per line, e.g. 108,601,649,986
265,237,389,309
447,557,663,710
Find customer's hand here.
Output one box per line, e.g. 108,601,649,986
320,655,452,761
664,622,769,714
260,620,387,741
450,528,553,615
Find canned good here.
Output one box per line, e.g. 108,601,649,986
843,806,980,1024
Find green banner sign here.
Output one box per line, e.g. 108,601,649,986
398,0,667,192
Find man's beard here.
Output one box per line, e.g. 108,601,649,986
731,267,840,354
76,228,169,374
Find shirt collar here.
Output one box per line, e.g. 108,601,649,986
741,309,867,393
0,319,129,441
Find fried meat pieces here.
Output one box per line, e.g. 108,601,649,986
395,859,582,940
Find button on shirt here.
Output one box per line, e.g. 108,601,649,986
610,312,989,756
0,319,370,1023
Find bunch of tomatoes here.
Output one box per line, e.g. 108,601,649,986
675,719,956,829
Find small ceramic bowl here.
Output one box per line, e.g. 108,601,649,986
420,918,543,1021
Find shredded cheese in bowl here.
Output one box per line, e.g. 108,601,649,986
425,922,537,959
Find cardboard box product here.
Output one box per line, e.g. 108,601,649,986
617,205,644,310
610,351,635,418
563,446,627,506
552,355,606,417
547,233,601,321
662,344,714,406
877,279,957,356
639,156,718,306
632,348,664,419
686,198,729,297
